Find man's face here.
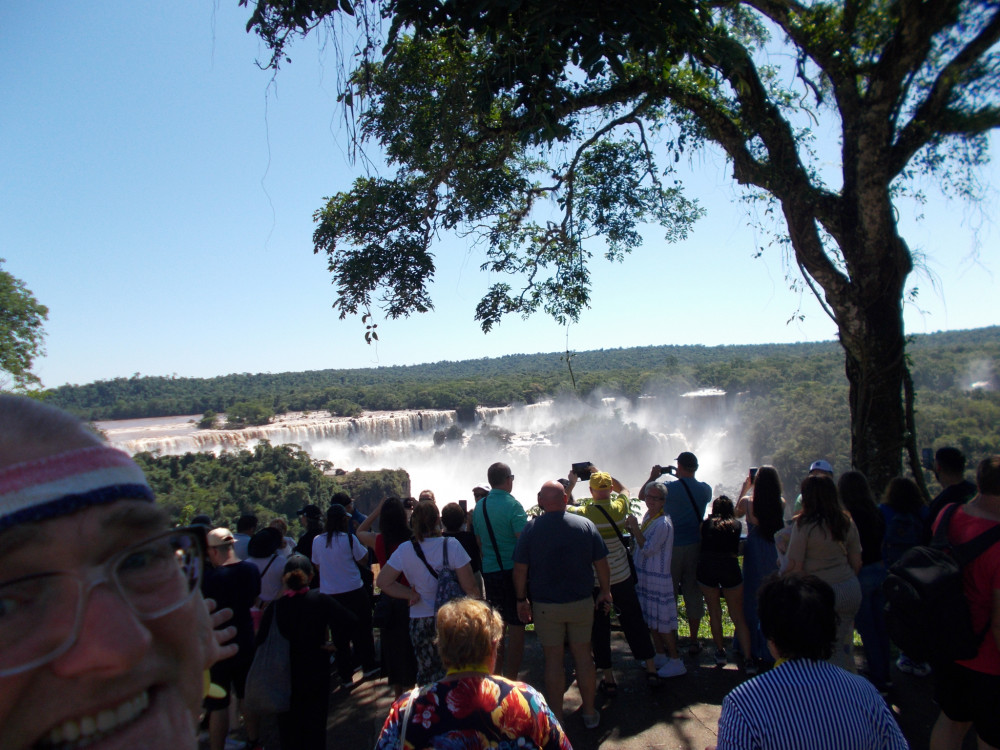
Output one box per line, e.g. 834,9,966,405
0,500,212,750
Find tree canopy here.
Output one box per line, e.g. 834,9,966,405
240,0,999,491
0,258,48,392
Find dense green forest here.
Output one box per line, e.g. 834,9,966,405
136,441,409,532
111,327,998,528
44,327,999,423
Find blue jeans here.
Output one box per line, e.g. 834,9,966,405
855,562,890,689
742,526,778,661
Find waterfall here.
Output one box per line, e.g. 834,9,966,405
100,393,747,509
106,410,458,456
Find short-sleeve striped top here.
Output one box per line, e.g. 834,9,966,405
716,659,907,750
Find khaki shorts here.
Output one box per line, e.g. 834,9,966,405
532,598,595,647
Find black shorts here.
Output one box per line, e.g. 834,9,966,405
204,648,254,710
483,570,521,627
696,556,743,590
933,661,1000,747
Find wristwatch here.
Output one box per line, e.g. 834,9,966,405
516,597,528,603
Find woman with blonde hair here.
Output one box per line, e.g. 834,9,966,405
376,501,479,684
375,599,571,749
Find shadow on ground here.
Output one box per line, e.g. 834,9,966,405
248,631,960,750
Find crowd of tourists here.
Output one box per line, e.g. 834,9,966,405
1,393,998,750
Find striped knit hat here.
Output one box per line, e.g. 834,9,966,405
0,444,154,532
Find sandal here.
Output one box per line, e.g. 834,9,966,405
646,672,664,688
688,640,703,656
598,679,618,697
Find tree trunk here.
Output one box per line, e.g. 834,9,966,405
835,221,911,496
841,308,906,495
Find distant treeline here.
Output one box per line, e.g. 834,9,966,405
44,328,999,425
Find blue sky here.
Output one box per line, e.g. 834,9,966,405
2,2,997,389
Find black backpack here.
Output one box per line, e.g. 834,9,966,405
883,503,1000,664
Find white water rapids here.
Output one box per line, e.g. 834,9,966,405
98,392,746,508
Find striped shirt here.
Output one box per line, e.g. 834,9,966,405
717,659,907,750
567,493,632,585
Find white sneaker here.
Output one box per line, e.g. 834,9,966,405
653,653,669,669
583,710,601,729
657,658,687,678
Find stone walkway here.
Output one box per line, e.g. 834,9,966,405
246,630,960,749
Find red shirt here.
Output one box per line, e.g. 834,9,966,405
933,505,1000,674
376,533,409,586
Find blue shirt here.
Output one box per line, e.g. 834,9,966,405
664,477,712,546
513,511,608,603
717,659,907,750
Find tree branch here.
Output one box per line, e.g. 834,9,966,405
870,0,962,113
889,4,1000,175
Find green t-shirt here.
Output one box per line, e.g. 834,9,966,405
473,489,528,573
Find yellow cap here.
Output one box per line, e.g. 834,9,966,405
589,472,614,490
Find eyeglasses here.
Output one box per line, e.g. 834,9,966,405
0,527,203,677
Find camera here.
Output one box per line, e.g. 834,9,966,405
749,467,758,481
459,499,468,512
660,465,676,476
403,497,416,510
572,461,593,480
921,448,934,471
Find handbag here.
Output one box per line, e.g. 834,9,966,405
244,601,292,714
593,502,638,585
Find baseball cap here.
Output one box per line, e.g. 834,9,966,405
809,459,834,474
327,503,348,520
206,527,236,547
676,452,699,470
296,504,322,520
472,484,490,497
590,472,614,490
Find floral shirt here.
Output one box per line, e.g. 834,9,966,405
374,675,573,750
